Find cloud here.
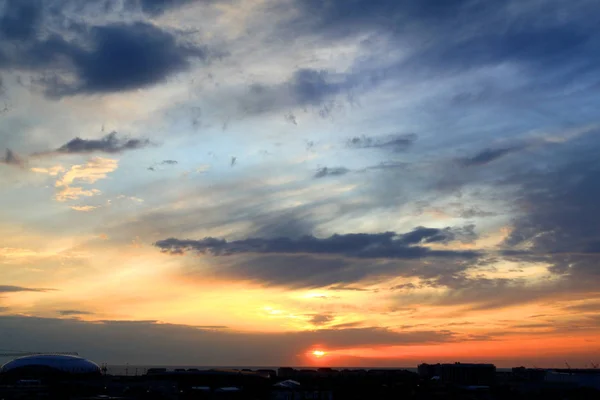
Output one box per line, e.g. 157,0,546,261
0,11,207,96
327,285,370,292
54,157,118,202
46,132,151,155
58,310,94,316
153,227,480,288
459,145,527,167
314,166,350,179
273,0,600,115
0,285,53,293
331,322,364,329
0,0,42,41
504,147,600,281
31,165,65,176
0,149,26,168
155,227,478,259
390,283,418,291
309,314,334,326
347,134,418,152
241,69,351,115
70,205,98,212
364,161,408,171
563,302,600,313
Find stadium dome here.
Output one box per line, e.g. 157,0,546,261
0,355,101,379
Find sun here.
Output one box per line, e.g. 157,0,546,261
312,350,326,358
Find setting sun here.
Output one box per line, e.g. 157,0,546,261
312,350,326,358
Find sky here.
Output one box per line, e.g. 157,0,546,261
1,0,600,368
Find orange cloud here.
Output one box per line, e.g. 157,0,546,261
54,157,118,202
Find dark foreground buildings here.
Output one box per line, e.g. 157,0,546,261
1,355,600,399
418,362,496,386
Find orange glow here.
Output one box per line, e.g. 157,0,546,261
312,350,326,358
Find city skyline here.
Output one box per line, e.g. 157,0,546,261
1,0,600,367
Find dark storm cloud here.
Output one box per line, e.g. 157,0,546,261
45,132,151,155
459,145,527,167
347,134,418,152
155,227,478,259
59,23,205,96
58,310,94,316
0,5,207,97
0,285,53,293
1,149,26,167
0,0,42,41
0,315,458,364
314,166,350,179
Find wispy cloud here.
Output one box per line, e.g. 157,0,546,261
314,166,350,179
0,285,54,293
54,157,118,202
70,205,98,212
43,132,151,156
347,133,418,152
458,145,527,167
31,165,65,176
148,159,178,171
58,310,94,316
155,227,478,259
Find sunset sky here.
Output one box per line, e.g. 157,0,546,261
1,0,600,368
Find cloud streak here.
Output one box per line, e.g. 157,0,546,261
347,134,418,152
314,167,350,179
155,227,478,259
54,157,118,202
46,132,151,155
0,285,53,293
459,145,527,167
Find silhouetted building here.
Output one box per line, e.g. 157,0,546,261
278,367,296,378
272,379,333,400
512,366,547,382
418,362,496,385
0,355,101,383
545,370,600,390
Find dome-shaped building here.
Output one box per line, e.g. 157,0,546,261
0,355,101,382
